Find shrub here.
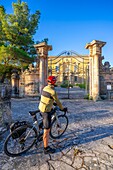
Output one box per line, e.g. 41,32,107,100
60,81,73,88
69,84,73,88
76,83,85,89
60,83,68,88
84,94,93,100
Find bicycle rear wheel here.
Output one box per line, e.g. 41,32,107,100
50,115,68,139
4,124,37,157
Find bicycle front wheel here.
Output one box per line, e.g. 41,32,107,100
4,124,37,157
50,115,68,139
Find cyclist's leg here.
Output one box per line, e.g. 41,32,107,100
41,112,51,147
43,128,50,148
41,112,55,153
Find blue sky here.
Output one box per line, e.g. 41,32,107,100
0,0,113,66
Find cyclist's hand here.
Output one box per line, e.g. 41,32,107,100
53,102,57,106
62,107,67,112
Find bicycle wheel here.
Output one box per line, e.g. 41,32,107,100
50,115,68,139
4,124,37,157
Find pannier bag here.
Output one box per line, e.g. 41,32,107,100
10,121,28,139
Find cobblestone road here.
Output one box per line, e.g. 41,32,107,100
1,90,113,169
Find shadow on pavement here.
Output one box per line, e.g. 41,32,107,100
60,123,113,147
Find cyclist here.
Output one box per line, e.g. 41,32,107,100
39,76,67,154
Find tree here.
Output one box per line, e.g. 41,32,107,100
0,2,40,82
0,6,7,46
18,0,21,4
0,2,40,53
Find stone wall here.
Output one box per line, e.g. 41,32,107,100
19,64,40,97
100,61,113,99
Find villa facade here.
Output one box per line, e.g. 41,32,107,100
48,53,89,85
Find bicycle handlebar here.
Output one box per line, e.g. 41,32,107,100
29,105,68,118
53,106,68,115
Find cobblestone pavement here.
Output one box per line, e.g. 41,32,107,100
1,90,113,169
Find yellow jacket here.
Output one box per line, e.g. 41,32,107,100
39,84,64,113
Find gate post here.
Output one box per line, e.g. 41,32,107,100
0,79,12,130
11,69,20,97
85,40,106,101
34,42,52,93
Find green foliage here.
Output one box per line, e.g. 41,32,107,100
60,84,68,88
0,45,34,66
0,64,21,82
60,80,74,88
76,83,86,89
0,2,40,48
0,2,40,65
84,94,93,100
69,84,73,88
0,6,6,45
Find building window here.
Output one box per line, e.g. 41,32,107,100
48,67,52,75
55,66,59,72
74,65,78,72
64,76,68,81
74,76,77,81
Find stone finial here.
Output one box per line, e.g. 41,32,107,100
34,42,52,57
28,63,34,71
103,61,111,72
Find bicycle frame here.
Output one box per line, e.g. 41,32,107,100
29,106,63,135
4,106,68,157
29,113,43,137
51,111,61,128
24,125,37,141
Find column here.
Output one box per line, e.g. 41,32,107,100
34,42,52,93
85,40,106,101
11,70,19,97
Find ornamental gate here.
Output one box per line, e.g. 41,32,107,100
17,40,108,100
48,50,89,99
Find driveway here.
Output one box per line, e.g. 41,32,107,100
0,96,113,169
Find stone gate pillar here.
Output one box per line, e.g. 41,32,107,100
11,69,20,97
0,79,12,130
85,40,106,101
34,42,52,93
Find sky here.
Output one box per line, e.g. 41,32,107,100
0,0,113,65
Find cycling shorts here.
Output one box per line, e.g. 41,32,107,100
41,112,51,129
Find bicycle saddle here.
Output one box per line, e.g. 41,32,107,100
29,110,40,116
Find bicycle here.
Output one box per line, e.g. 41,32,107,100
4,105,68,157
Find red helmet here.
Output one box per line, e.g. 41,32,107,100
47,76,56,85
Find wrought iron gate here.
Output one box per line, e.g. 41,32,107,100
48,50,89,99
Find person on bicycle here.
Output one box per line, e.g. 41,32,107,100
39,75,67,154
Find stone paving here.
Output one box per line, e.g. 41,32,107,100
1,89,113,169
